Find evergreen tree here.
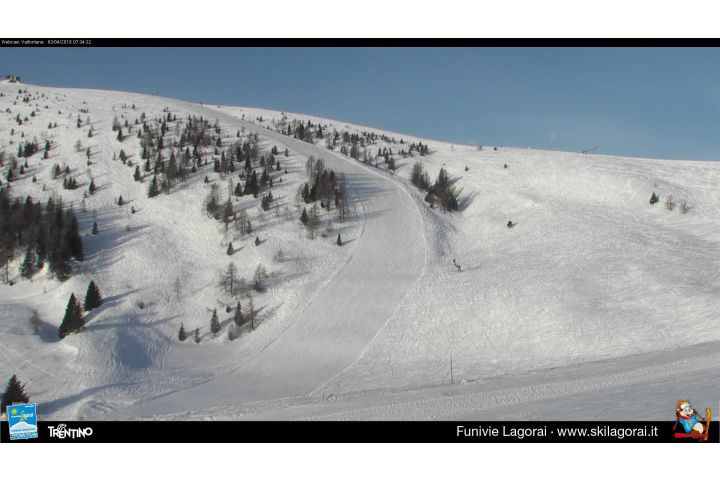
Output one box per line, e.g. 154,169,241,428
253,264,268,292
227,242,234,255
65,210,84,261
133,166,141,181
193,328,201,343
210,309,221,335
83,280,102,311
117,195,124,206
178,323,187,341
300,207,309,225
88,179,96,195
148,175,160,198
1,375,29,412
233,302,243,326
223,198,233,230
337,233,342,246
92,222,98,235
20,245,35,279
58,293,84,339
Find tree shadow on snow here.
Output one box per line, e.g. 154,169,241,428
40,381,142,415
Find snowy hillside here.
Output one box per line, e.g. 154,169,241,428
1,80,718,420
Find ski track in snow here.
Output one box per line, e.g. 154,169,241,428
100,102,427,418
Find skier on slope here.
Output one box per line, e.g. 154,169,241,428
675,401,707,438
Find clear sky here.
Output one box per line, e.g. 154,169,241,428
2,47,719,160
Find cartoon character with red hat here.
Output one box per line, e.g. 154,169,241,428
674,400,711,441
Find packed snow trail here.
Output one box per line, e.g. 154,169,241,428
108,104,427,417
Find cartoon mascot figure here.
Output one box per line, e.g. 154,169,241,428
675,401,707,439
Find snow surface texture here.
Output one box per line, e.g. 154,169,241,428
0,82,718,420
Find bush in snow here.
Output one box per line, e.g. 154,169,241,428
664,195,675,211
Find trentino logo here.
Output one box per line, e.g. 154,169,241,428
48,423,94,439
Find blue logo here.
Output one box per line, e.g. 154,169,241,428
6,403,38,440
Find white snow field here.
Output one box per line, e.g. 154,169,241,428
0,80,718,421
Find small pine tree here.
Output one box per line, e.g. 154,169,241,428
117,195,124,206
193,328,201,343
1,375,30,412
88,179,96,195
233,302,243,326
253,264,268,292
20,245,35,279
92,222,98,235
58,294,84,339
255,236,261,246
337,233,342,246
300,207,309,225
210,309,221,335
133,166,141,181
178,323,187,341
227,242,234,255
83,280,102,311
148,175,160,197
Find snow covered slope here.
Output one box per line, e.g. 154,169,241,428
1,81,718,420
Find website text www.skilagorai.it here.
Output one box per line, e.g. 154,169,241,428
457,425,659,440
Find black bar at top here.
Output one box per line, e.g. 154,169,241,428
1,38,720,48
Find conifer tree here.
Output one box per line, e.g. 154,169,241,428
337,233,342,246
193,328,201,343
20,245,35,279
233,302,243,326
223,198,233,230
1,375,29,412
117,195,124,206
133,166,141,181
148,175,160,198
253,264,268,292
227,242,234,255
58,293,84,339
178,323,187,341
88,179,96,195
300,207,309,225
83,280,102,311
210,309,221,335
92,222,98,235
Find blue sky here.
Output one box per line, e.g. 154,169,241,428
2,47,719,160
